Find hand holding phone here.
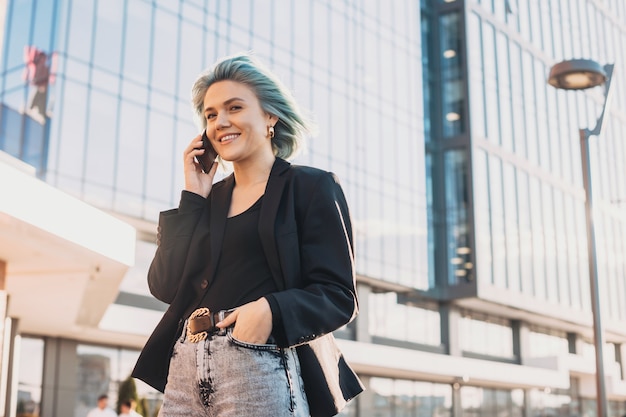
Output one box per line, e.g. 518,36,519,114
196,130,218,173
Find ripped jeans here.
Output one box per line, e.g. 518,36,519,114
159,326,310,417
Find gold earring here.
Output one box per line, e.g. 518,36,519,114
268,125,275,139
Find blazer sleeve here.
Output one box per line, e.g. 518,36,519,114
148,191,207,303
269,172,358,347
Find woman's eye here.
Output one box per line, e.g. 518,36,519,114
230,105,241,111
206,113,216,120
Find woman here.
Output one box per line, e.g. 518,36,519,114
132,53,363,416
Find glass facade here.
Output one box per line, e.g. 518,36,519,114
1,0,430,289
1,0,626,416
466,0,626,322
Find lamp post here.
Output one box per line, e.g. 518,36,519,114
548,58,614,417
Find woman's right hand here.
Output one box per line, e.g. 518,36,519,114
183,134,218,198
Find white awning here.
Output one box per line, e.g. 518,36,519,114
0,152,136,341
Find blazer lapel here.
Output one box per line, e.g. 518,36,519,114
259,159,291,291
208,174,234,282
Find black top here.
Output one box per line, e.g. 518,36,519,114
197,195,277,311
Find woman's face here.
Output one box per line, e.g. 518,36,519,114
203,80,277,164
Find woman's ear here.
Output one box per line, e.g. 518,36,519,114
269,114,279,126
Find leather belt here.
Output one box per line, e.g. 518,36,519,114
186,308,232,342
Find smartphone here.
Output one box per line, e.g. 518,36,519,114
196,130,218,173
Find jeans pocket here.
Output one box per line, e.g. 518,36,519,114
227,330,280,351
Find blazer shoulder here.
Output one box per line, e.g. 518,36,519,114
287,164,339,185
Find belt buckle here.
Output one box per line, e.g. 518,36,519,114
187,307,212,343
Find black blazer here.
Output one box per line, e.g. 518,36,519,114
132,158,363,415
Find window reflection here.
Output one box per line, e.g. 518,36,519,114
445,150,472,284
76,343,162,417
460,386,524,417
368,377,452,417
369,292,441,346
472,149,492,283
439,12,465,137
528,328,568,358
459,313,514,359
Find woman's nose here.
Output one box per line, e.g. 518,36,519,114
215,112,230,129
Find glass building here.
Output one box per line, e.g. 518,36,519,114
0,0,625,416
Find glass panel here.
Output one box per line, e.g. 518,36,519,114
553,190,571,307
67,1,95,61
368,292,441,345
4,2,34,71
144,113,175,220
123,1,152,84
54,80,88,192
482,22,499,144
1,104,24,157
528,329,569,357
17,337,44,417
459,315,514,358
440,12,464,137
115,99,146,196
75,344,119,416
509,42,525,156
516,171,533,295
542,183,558,303
151,9,178,95
445,150,472,284
93,0,124,73
368,378,452,417
84,90,118,193
75,344,162,417
426,154,436,288
472,148,492,284
529,176,546,300
22,113,47,173
522,51,537,165
534,59,550,170
489,155,506,288
503,163,520,291
467,13,486,139
496,32,512,151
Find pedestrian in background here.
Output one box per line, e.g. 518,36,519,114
132,52,363,416
86,394,116,417
118,399,142,417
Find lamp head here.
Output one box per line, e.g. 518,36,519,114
548,59,607,90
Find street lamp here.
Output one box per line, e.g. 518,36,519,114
548,58,614,417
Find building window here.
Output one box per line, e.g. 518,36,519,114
459,313,514,359
527,328,568,358
439,12,465,138
367,377,452,417
76,344,162,417
369,292,441,346
460,386,524,417
17,337,44,417
445,150,473,284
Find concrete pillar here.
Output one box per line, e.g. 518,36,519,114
567,332,583,354
440,303,461,356
41,338,79,417
355,376,374,415
616,343,626,381
513,320,530,365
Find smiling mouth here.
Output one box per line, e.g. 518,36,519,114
219,134,239,143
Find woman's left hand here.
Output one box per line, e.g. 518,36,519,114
216,298,273,344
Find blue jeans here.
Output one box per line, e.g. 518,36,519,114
159,326,310,417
